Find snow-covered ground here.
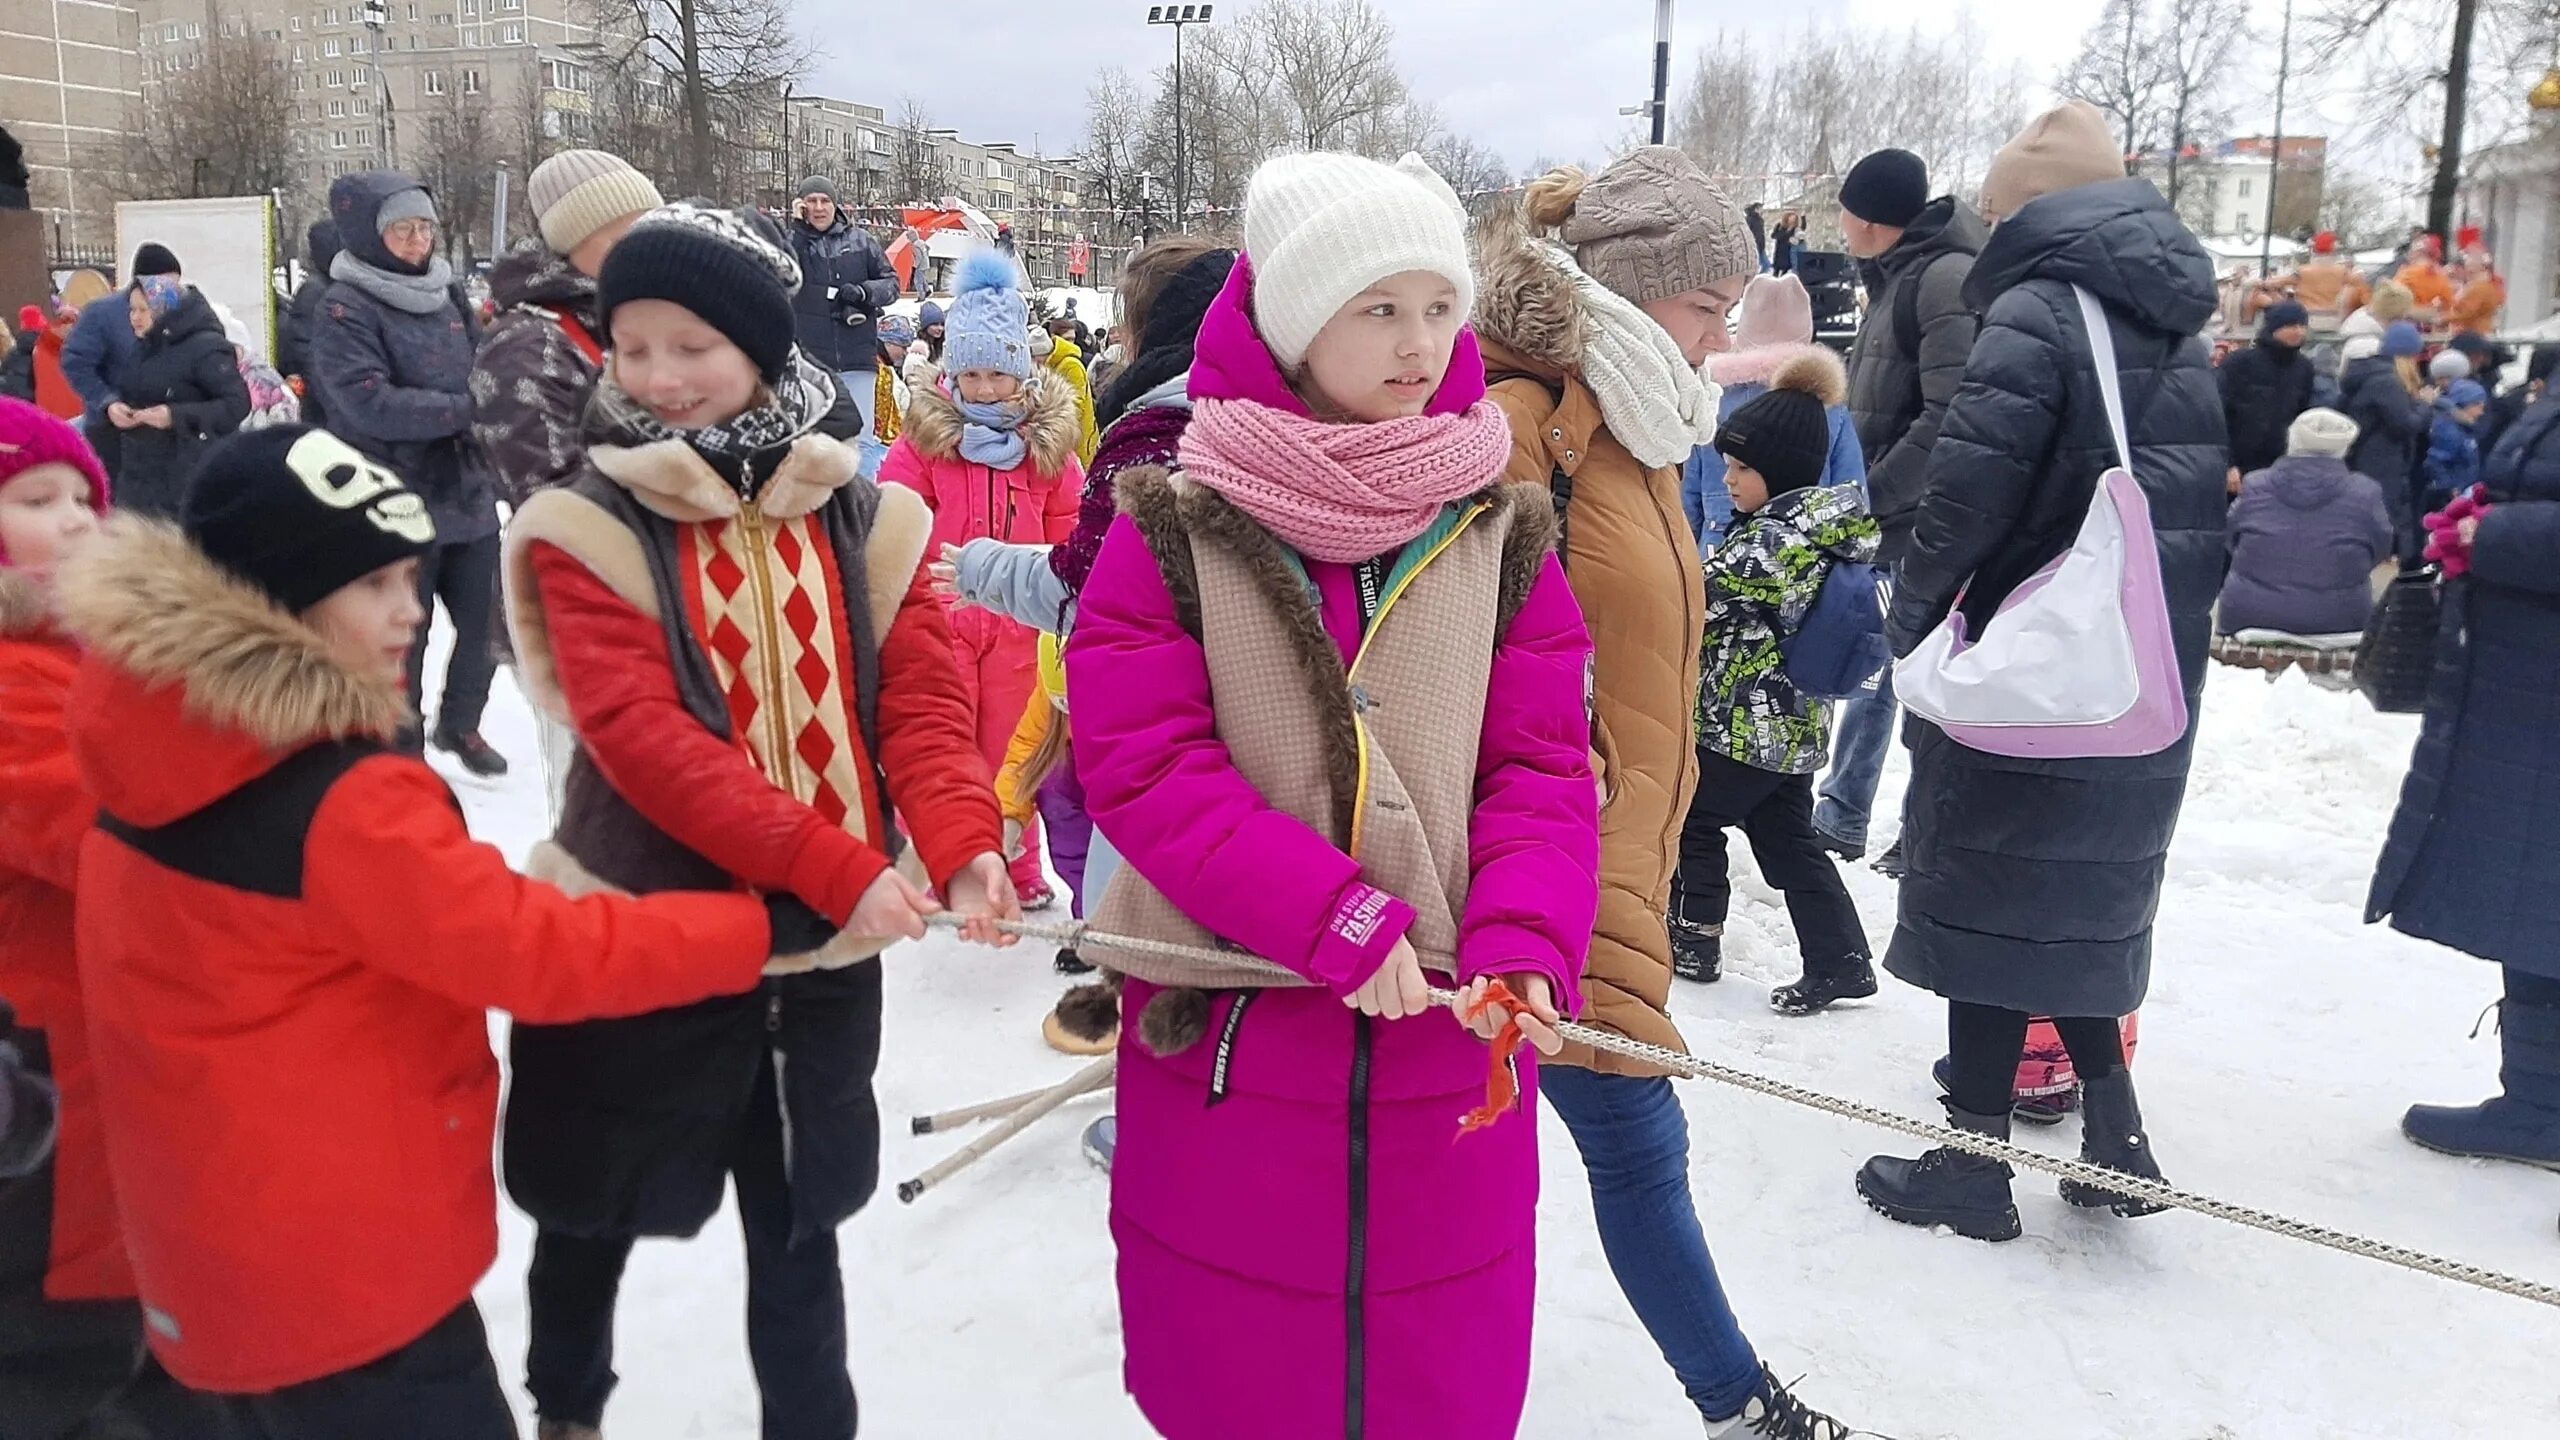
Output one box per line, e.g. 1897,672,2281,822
426,647,2560,1439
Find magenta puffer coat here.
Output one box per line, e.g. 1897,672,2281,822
1070,500,1600,1440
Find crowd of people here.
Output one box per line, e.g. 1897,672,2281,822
0,87,2551,1440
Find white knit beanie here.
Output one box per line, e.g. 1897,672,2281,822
2287,407,2359,459
1243,151,1475,370
530,150,665,256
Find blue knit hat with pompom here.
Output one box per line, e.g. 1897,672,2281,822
942,249,1032,379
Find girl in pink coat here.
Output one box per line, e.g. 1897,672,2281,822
881,249,1085,905
1067,151,1601,1439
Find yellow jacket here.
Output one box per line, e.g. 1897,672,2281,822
996,633,1070,821
1044,336,1101,465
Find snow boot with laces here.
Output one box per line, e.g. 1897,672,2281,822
1704,1363,1850,1439
431,728,510,779
1769,955,1877,1016
1670,917,1723,983
1856,1099,2022,1242
2402,993,2560,1170
2059,1069,2170,1217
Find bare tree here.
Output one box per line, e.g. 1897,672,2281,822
1082,67,1152,217
2155,0,2247,203
123,26,298,205
890,97,947,204
2060,0,2167,160
2312,0,2542,243
1424,131,1513,198
619,0,808,196
415,79,517,265
1674,30,1776,186
1254,0,1405,150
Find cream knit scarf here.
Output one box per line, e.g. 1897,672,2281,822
1544,241,1723,469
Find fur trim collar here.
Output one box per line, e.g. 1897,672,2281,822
1705,342,1835,391
588,431,861,523
55,516,408,747
901,368,1083,473
1471,205,1585,376
0,568,52,640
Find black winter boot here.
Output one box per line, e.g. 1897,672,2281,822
1670,917,1723,983
1870,840,1907,880
1770,954,1877,1016
2060,1069,2170,1217
2402,995,2560,1169
1856,1099,2022,1242
432,727,511,779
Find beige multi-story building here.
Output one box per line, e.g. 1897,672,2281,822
2,0,143,256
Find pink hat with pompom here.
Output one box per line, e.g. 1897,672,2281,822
0,398,108,565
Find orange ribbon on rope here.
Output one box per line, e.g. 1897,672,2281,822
1458,978,1529,1136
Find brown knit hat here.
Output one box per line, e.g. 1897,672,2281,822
1528,146,1756,305
1980,100,2126,221
2366,281,2415,323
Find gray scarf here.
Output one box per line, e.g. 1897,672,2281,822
330,248,456,316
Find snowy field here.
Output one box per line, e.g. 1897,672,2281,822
423,636,2560,1439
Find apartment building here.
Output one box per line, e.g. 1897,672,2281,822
2,0,143,254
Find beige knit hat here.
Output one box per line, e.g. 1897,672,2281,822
1530,146,1755,305
1980,100,2126,221
2367,281,2415,323
1243,150,1474,370
529,150,665,256
2287,407,2359,459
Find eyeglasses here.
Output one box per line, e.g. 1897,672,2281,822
384,218,436,243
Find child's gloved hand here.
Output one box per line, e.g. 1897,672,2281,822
1345,937,1428,1020
944,853,1022,949
846,866,939,944
2424,485,2493,577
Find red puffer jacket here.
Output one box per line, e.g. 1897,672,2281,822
0,568,131,1302
57,517,779,1394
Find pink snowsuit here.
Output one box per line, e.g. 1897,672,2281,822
1067,264,1602,1439
880,370,1085,894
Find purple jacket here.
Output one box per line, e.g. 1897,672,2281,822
2220,454,2395,637
1066,262,1597,1434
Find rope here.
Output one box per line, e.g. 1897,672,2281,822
924,912,2560,1311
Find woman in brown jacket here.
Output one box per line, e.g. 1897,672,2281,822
1473,149,1850,1438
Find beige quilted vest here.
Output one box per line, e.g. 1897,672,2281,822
1086,479,1514,991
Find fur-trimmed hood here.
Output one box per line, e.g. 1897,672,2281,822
55,516,408,825
1705,342,1842,394
0,566,53,640
586,430,861,524
899,366,1084,474
1470,204,1586,378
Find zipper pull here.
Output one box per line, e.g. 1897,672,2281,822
765,992,783,1034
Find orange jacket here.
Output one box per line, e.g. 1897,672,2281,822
2449,276,2507,335
0,570,131,1302
58,518,777,1393
32,329,81,421
2395,260,2459,317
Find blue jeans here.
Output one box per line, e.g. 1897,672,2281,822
1541,1066,1762,1422
837,369,886,479
1814,661,1896,851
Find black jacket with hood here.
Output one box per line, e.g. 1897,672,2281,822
279,218,340,426
2216,313,2316,475
113,287,251,518
1846,195,1989,563
1884,178,2230,1019
789,212,900,374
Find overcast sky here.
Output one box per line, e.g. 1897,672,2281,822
807,0,2390,181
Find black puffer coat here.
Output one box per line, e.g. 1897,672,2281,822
788,214,899,374
2215,316,2315,475
1885,178,2229,1018
2341,354,2430,553
1846,196,1988,563
278,218,339,428
113,288,250,517
2368,398,2560,978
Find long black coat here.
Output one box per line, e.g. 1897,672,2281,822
2368,398,2560,978
2341,354,2429,552
2216,326,2315,475
1847,197,1988,563
789,214,900,374
113,289,250,518
1885,179,2229,1018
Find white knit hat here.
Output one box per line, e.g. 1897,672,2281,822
1243,151,1474,370
529,150,665,256
2287,407,2359,459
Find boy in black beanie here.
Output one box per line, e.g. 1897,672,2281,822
1675,349,1884,1014
54,424,786,1435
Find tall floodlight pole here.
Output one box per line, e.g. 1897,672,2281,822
363,0,392,161
1146,5,1215,229
1650,0,1673,145
2260,0,2293,277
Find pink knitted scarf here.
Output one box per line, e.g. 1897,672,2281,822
1177,396,1512,563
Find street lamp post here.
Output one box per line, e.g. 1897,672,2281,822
1145,5,1213,229
2259,0,2292,278
362,0,391,162
1649,0,1672,146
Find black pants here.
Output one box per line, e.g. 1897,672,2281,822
525,1055,855,1440
0,1290,215,1440
1944,1002,2128,1118
403,534,500,739
210,1302,513,1440
1675,749,1869,967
